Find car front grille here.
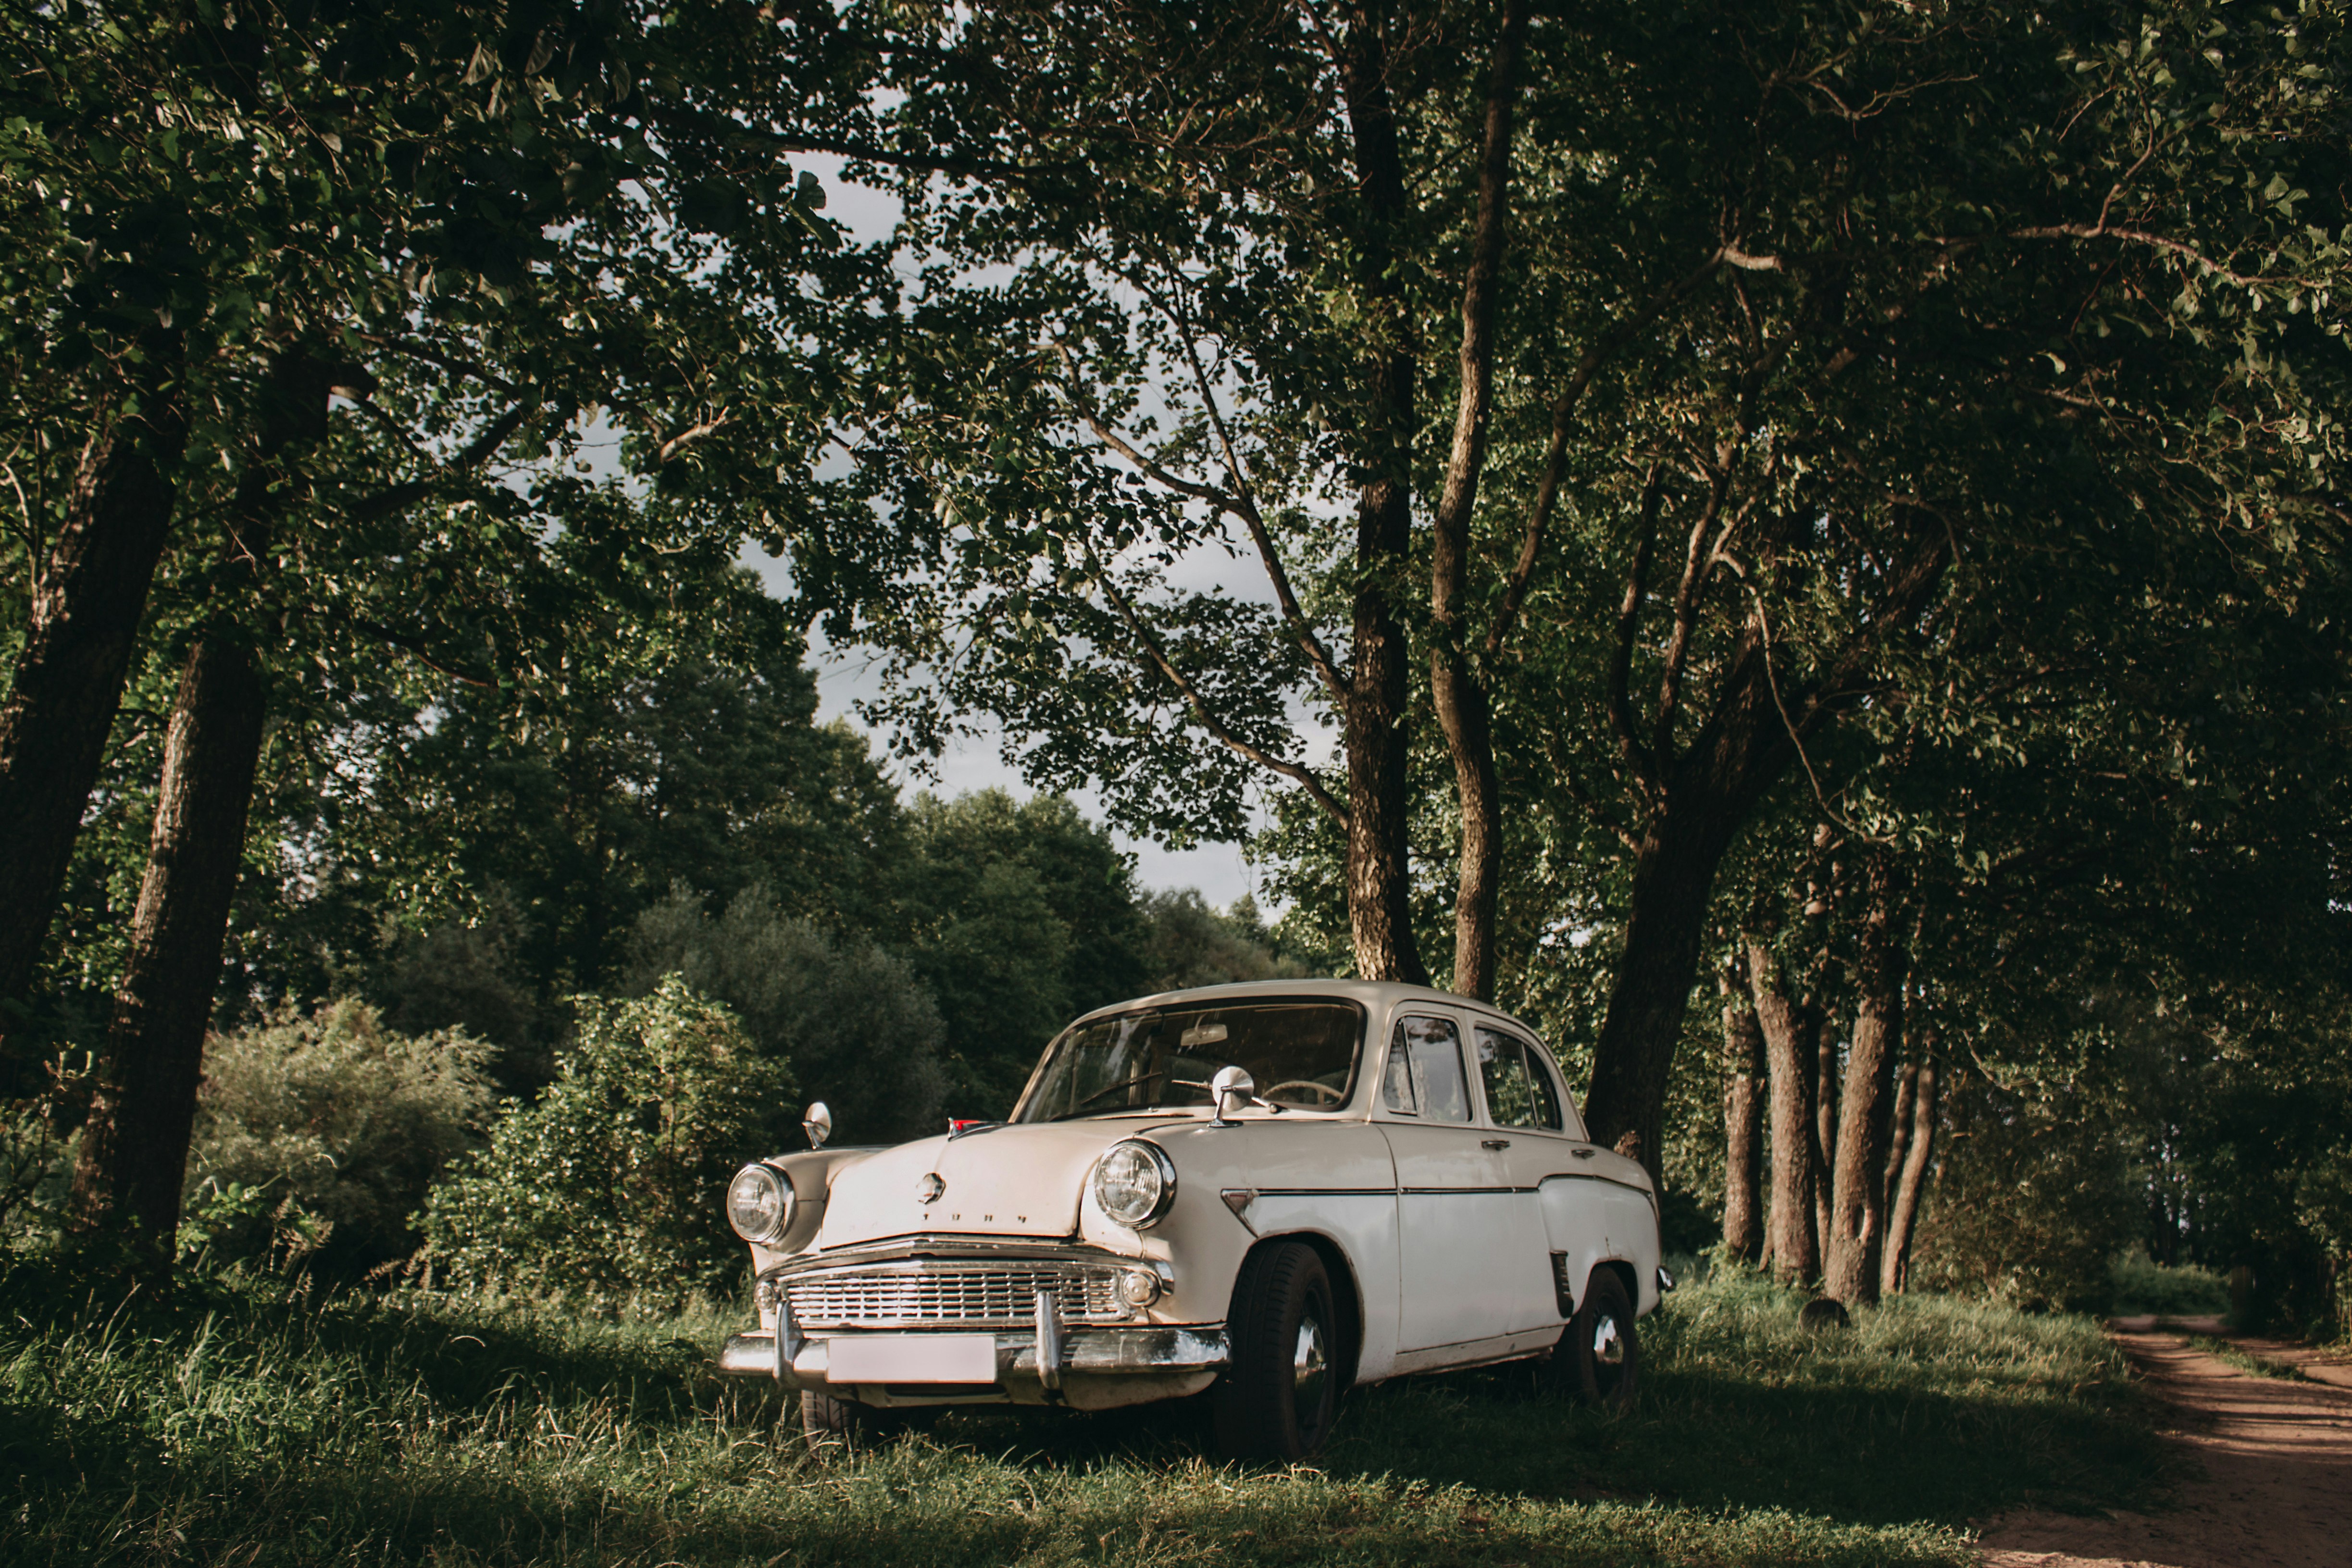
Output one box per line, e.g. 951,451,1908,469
767,1260,1129,1329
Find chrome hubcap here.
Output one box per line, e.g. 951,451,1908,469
1591,1312,1625,1368
1293,1310,1329,1417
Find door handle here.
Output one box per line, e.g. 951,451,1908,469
1481,1138,1511,1150
1571,1147,1597,1159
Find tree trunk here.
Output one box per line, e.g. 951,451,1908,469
1577,537,1946,1193
1825,848,1907,1305
0,370,187,1070
1882,1063,1917,1229
1746,938,1817,1284
1338,9,1426,987
68,635,268,1262
1813,1020,1839,1265
1584,803,1744,1178
67,349,331,1272
1719,958,1765,1263
1881,1057,1937,1295
1428,0,1525,1003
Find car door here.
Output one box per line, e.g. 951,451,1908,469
1376,1010,1524,1352
1476,1025,1611,1319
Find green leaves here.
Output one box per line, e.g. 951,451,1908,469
418,977,791,1306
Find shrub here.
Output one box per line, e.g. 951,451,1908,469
418,978,789,1306
188,1001,496,1274
2105,1253,2231,1318
626,885,943,1144
1909,1076,2135,1312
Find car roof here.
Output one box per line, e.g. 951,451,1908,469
1063,977,1535,1034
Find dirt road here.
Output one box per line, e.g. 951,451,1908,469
1979,1328,2352,1568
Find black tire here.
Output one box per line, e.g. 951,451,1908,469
1548,1266,1640,1411
1212,1241,1343,1461
799,1389,924,1452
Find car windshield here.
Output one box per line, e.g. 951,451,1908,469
1015,1000,1365,1122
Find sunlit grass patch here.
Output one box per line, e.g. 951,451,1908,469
2184,1333,2305,1380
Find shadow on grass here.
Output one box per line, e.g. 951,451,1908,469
14,1415,1972,1568
2,1257,2154,1566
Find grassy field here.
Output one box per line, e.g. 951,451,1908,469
1,1257,2165,1567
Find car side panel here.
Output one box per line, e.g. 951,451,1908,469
1135,1119,1402,1381
1538,1173,1662,1315
1244,1192,1404,1383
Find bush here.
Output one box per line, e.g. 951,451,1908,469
626,884,944,1144
188,1001,496,1274
1908,1076,2135,1312
419,978,789,1306
2105,1253,2231,1318
0,1095,75,1253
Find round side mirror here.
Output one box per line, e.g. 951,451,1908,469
1210,1065,1255,1121
802,1101,833,1149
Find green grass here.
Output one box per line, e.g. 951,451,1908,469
0,1257,2166,1567
2184,1334,2305,1380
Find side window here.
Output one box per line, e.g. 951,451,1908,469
1532,1041,1587,1140
1382,1015,1472,1122
1476,1027,1564,1132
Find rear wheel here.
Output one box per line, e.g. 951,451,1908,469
1213,1241,1342,1461
1547,1267,1639,1411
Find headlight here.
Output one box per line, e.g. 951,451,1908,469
1091,1140,1177,1229
726,1163,793,1244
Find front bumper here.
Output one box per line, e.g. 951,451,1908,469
718,1323,1229,1410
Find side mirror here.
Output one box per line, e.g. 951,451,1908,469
1210,1066,1255,1124
802,1102,833,1149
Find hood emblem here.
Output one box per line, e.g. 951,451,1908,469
917,1172,945,1204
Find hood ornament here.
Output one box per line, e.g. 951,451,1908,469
918,1172,945,1204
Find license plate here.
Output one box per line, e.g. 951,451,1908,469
826,1334,998,1384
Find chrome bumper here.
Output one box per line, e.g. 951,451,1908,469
717,1321,1229,1409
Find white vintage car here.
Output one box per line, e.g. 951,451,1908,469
717,979,1665,1457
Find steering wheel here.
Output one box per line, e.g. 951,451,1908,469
1263,1079,1345,1106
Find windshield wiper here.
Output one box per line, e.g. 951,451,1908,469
1047,1070,1171,1120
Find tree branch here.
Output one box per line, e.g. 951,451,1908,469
1483,247,1732,661
2005,223,2281,287
1651,469,1730,763
1086,551,1349,827
1609,466,1664,789
345,398,540,523
1134,268,1351,705
1431,0,1527,645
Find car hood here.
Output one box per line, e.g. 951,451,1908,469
813,1117,1188,1249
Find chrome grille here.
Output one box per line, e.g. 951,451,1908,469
773,1260,1127,1329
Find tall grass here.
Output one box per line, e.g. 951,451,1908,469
2,1257,2161,1567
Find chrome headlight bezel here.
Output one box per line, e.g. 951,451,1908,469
1091,1139,1178,1229
726,1161,794,1245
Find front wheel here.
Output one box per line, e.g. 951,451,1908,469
1213,1241,1342,1461
799,1390,929,1453
1548,1267,1639,1411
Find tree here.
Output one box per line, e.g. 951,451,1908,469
626,884,946,1146
17,0,891,1265
896,789,1152,1114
